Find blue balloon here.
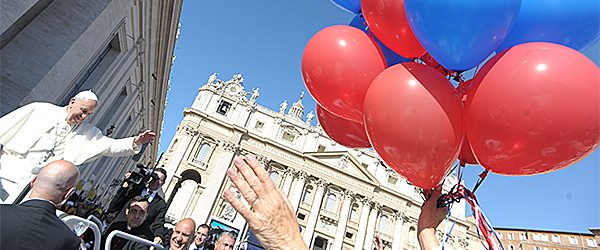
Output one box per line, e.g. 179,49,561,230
405,0,522,71
349,15,412,67
331,0,361,15
497,0,600,52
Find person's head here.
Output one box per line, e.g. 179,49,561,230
170,218,196,250
104,211,117,224
29,160,80,205
214,231,236,250
148,168,167,191
194,224,210,246
125,196,149,228
66,90,98,125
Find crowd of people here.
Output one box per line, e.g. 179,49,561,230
0,91,450,250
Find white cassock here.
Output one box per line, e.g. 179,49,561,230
0,102,141,203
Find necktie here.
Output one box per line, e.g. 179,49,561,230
145,190,153,199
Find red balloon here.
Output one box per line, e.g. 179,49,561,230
465,42,600,175
316,104,371,148
459,134,479,165
362,0,426,59
364,63,463,189
302,25,386,123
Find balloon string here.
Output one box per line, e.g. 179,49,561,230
472,170,489,193
438,181,503,250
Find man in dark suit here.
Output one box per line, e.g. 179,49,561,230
109,168,168,245
102,195,154,250
0,160,81,250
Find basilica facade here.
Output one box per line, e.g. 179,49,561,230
158,74,472,250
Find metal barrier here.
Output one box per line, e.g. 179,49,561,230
87,214,102,229
105,230,164,250
62,215,101,250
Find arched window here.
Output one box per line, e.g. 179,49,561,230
325,193,337,212
349,204,358,221
269,171,280,184
195,143,210,162
379,215,389,234
302,186,313,203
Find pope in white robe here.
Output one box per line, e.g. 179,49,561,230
0,91,155,203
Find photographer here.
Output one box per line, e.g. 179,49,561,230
108,166,168,245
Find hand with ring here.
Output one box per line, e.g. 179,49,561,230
223,154,308,250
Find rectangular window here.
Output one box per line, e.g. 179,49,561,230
587,239,597,247
534,247,541,250
498,233,503,239
345,232,353,239
541,234,549,242
216,100,231,115
569,236,578,245
533,233,540,241
508,246,515,250
387,176,398,185
297,213,306,220
282,131,295,143
520,233,527,240
552,235,560,243
508,233,514,240
254,120,264,131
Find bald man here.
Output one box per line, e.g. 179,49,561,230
0,90,156,203
168,218,196,250
0,160,81,250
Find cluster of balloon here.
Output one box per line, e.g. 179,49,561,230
306,0,600,190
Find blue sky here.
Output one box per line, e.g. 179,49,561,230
160,1,599,234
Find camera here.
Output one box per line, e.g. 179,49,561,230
125,163,158,186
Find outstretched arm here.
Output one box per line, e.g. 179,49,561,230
418,185,448,250
134,130,155,145
223,154,308,250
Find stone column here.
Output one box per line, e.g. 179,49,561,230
281,168,295,196
290,170,308,212
332,190,354,250
354,197,372,250
302,179,328,247
392,212,408,250
364,202,381,250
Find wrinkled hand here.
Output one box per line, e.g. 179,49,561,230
134,130,156,145
223,154,308,250
417,185,448,250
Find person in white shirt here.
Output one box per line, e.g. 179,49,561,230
0,90,155,204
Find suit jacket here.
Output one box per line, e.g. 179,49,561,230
109,185,167,239
101,219,154,250
0,199,80,250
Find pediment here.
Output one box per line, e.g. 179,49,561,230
304,151,380,188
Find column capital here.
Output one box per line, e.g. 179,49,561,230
315,179,329,190
221,141,238,152
342,190,355,200
283,167,296,177
361,197,373,207
372,201,382,212
255,154,270,168
295,170,308,182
